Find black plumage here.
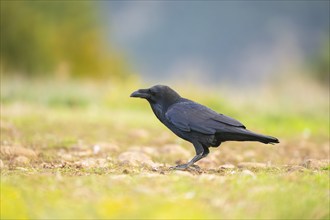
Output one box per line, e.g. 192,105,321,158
130,85,279,169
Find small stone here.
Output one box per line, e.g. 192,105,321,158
93,145,101,154
60,153,74,161
93,142,119,152
230,170,236,174
152,167,159,172
13,156,30,165
74,150,93,157
219,164,236,169
75,158,108,168
76,159,96,168
238,162,267,169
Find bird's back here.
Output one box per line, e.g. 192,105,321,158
163,98,278,145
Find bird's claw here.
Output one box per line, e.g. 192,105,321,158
170,164,189,170
190,164,201,170
169,164,201,171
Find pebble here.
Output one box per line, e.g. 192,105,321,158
93,145,101,154
13,156,30,165
92,142,119,152
75,158,108,168
219,164,236,169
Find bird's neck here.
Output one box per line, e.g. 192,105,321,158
149,97,182,121
150,102,166,123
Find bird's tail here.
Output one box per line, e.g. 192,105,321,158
217,128,279,144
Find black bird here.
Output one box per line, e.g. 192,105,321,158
130,85,279,169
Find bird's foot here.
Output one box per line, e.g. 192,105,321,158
170,164,200,171
190,164,201,170
170,164,189,170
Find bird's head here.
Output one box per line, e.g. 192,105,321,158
130,85,181,107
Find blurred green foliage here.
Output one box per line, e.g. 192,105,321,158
0,1,131,79
310,38,330,87
1,78,329,140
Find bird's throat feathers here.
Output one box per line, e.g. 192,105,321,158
150,102,164,121
149,98,182,123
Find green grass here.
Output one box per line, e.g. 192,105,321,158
1,78,329,219
1,170,329,219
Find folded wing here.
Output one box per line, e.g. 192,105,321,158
165,101,245,135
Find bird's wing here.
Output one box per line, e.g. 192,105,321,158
165,101,245,135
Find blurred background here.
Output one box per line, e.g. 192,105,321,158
1,2,329,219
1,0,329,142
1,1,329,86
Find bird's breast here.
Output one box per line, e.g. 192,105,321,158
150,103,166,123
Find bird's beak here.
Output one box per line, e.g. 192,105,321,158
130,89,150,99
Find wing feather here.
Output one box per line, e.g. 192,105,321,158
165,101,245,134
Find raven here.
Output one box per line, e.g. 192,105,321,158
130,85,279,169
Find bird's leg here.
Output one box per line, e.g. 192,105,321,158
187,146,209,166
171,143,209,170
172,153,203,170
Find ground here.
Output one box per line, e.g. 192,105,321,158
1,79,329,219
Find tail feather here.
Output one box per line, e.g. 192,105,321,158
217,128,279,144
